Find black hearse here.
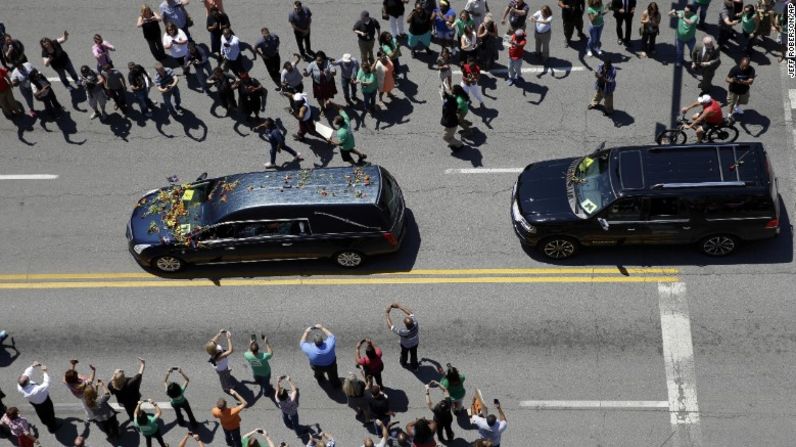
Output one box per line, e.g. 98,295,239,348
128,165,406,272
512,143,780,259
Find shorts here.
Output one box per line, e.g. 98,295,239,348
727,91,750,108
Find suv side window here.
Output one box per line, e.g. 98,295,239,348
704,196,773,219
648,197,683,219
604,198,643,221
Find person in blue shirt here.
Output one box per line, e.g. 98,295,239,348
299,324,340,387
254,117,303,168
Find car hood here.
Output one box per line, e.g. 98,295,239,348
516,158,578,222
129,186,205,245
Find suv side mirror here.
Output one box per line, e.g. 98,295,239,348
597,217,610,231
196,172,208,181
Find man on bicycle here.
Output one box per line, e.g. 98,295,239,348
681,94,724,143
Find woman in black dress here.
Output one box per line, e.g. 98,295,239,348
137,5,166,60
108,357,145,422
40,32,80,90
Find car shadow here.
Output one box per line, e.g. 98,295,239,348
143,208,422,279
521,195,793,266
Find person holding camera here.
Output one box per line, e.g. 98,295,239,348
16,362,58,434
385,303,420,370
587,59,616,115
299,324,341,387
212,389,248,447
242,428,277,447
470,400,508,447
178,432,207,447
425,381,454,442
205,329,236,393
164,367,198,427
243,334,274,398
275,376,301,434
134,399,167,447
355,338,385,388
108,357,145,422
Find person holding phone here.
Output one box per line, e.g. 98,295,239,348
275,376,301,434
299,324,340,387
164,367,198,427
134,399,167,447
426,381,454,442
244,335,274,398
108,357,145,422
205,329,236,393
469,399,507,447
385,303,420,371
242,428,276,447
178,432,206,447
212,389,248,447
355,338,384,388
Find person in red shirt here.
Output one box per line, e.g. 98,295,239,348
507,29,526,85
355,338,384,388
459,55,484,105
681,94,724,142
0,66,22,118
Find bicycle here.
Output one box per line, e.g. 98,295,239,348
655,113,739,145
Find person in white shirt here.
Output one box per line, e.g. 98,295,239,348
465,0,490,27
531,6,554,61
470,400,508,447
17,362,58,433
361,418,389,447
163,22,189,73
10,61,37,117
221,26,243,75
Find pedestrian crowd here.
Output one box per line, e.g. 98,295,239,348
0,0,789,157
0,302,509,447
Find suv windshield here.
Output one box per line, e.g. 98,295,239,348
572,152,614,216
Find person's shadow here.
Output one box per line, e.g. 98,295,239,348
173,107,208,141
105,113,133,141
470,104,499,129
413,358,444,384
12,114,37,146
451,145,483,167
52,111,87,145
69,88,88,112
517,79,548,106
53,417,84,447
0,337,20,367
738,109,770,137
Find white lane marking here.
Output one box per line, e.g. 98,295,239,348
46,77,62,82
519,400,669,410
445,168,523,174
452,66,586,75
658,282,702,447
55,402,172,411
789,89,796,110
0,174,59,180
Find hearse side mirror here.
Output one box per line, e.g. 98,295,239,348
597,217,610,231
196,172,208,181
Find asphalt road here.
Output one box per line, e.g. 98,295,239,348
1,0,795,446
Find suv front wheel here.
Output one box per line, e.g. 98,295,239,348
539,237,579,259
699,234,738,256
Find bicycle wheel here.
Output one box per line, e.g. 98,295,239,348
706,124,739,143
656,129,687,145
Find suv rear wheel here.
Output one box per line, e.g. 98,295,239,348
152,255,184,272
539,237,579,259
334,250,364,268
699,234,738,256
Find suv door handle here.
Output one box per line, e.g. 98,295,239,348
224,246,236,251
282,242,293,246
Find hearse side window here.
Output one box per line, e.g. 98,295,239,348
199,223,236,240
704,196,773,218
648,197,681,218
234,221,306,238
604,198,643,220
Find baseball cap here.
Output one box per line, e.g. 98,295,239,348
515,29,525,36
697,94,712,104
342,53,352,62
293,93,304,102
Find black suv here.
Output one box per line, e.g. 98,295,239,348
511,143,780,259
128,165,406,272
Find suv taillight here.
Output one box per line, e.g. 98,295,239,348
383,232,398,246
765,218,779,229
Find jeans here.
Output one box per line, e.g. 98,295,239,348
253,373,274,397
19,85,34,110
507,58,523,79
363,89,377,110
53,60,80,88
341,77,357,101
675,36,696,63
172,399,197,426
400,344,419,369
222,427,241,447
294,30,312,56
161,86,181,112
282,412,300,433
311,361,341,387
190,61,212,91
388,15,405,36
107,88,128,112
269,141,299,165
641,30,657,53
588,24,604,52
693,2,709,25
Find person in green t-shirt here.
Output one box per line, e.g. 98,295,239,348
241,428,276,447
451,84,472,135
669,5,697,64
437,364,467,412
244,337,274,398
356,61,378,114
134,400,168,447
164,367,198,427
739,4,759,53
328,105,368,165
586,0,607,56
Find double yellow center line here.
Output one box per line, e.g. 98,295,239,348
0,268,680,289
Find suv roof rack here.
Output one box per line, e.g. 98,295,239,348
650,181,748,189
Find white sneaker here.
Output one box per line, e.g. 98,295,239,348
89,111,99,120
586,50,593,57
264,162,276,169
293,153,304,161
733,106,744,115
595,48,603,56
